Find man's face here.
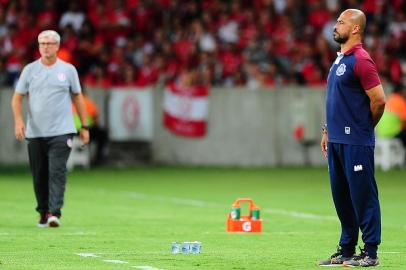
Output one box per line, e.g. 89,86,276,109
38,37,59,58
333,12,352,44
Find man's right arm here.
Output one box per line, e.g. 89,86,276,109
320,125,328,158
11,93,26,141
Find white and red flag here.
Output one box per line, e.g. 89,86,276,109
163,82,209,137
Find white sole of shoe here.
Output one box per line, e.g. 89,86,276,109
47,216,60,227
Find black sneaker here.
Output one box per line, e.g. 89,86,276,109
318,246,354,266
37,213,49,228
343,247,379,267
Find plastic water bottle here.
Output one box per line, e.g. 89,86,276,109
191,241,201,254
181,242,191,254
171,242,180,254
250,208,260,220
231,207,241,220
173,241,202,254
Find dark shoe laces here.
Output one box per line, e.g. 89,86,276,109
330,246,344,259
352,247,368,261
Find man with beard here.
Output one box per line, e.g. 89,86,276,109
319,9,385,267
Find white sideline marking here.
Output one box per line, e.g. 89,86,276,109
64,231,92,236
133,266,164,270
126,191,337,221
76,253,100,257
75,252,164,269
380,251,403,254
263,209,337,221
128,192,219,207
103,259,129,264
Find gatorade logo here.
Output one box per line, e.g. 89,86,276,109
242,222,252,232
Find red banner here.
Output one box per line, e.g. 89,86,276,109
163,83,209,137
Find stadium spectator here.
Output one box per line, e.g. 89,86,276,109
308,0,332,31
116,61,138,87
59,1,85,33
387,84,406,147
377,83,406,148
320,9,385,267
0,7,8,39
36,0,58,30
0,58,7,85
11,30,89,228
73,88,109,165
83,65,113,89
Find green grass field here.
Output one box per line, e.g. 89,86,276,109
0,167,405,270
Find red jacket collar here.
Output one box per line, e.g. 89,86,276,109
342,43,363,56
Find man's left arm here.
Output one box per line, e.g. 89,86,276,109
72,93,90,144
366,84,386,127
354,56,386,127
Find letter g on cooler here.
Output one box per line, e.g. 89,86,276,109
242,221,252,232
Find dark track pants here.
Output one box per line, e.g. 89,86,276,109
27,134,72,217
327,142,381,258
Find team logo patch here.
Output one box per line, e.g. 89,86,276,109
336,64,346,76
57,73,66,82
67,138,73,148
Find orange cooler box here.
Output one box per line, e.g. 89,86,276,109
226,198,262,233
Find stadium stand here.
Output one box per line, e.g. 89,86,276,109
0,0,405,89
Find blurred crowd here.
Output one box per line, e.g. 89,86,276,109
0,0,405,89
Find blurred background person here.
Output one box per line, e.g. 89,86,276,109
73,88,109,165
376,83,406,149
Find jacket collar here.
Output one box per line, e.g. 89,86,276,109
338,43,363,56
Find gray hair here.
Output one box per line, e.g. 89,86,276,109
38,30,61,44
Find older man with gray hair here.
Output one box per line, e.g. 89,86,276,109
11,30,89,228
